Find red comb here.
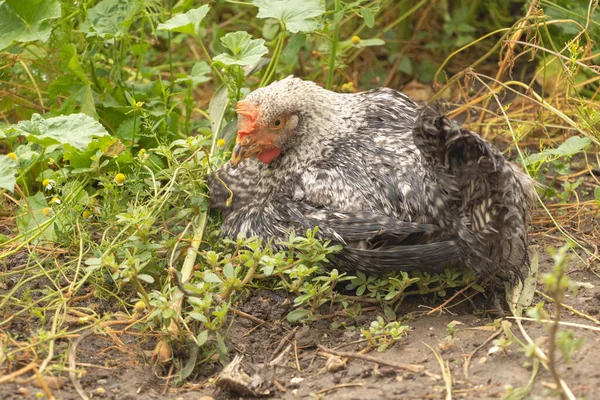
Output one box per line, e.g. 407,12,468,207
236,100,259,136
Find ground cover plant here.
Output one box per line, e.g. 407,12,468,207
1,0,600,398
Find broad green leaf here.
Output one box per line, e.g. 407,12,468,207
16,191,56,243
175,62,211,86
545,136,591,156
0,0,61,50
64,135,119,169
82,0,140,39
360,8,375,28
14,113,109,152
157,5,209,35
253,0,325,33
213,31,268,67
0,156,17,192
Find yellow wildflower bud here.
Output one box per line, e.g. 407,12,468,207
7,152,17,161
351,35,361,45
50,197,61,205
217,139,226,147
42,207,52,216
82,210,93,219
134,300,146,312
114,173,126,185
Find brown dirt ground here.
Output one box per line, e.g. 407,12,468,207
2,236,600,400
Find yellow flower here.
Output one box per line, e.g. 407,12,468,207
50,197,61,205
114,173,126,185
217,139,226,147
341,82,355,93
42,207,52,216
7,152,17,161
42,179,55,190
82,210,93,219
351,35,361,45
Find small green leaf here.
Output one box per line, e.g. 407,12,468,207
398,55,412,74
196,330,209,346
203,272,222,283
354,38,385,48
360,8,375,28
253,0,325,33
0,156,17,192
0,0,61,50
223,263,235,279
157,5,209,35
287,308,310,322
13,113,109,151
333,9,344,25
214,31,268,67
137,274,155,284
189,312,208,323
383,304,396,320
594,186,600,202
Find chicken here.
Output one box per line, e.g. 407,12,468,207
208,77,535,282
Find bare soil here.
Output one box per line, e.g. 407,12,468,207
2,235,600,400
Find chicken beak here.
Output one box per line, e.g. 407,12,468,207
230,143,248,168
230,137,261,168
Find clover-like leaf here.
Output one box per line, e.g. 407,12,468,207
0,0,61,50
252,0,325,33
13,113,109,152
213,31,268,66
157,5,209,35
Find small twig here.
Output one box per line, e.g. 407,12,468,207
0,361,37,385
427,282,475,315
293,339,301,372
462,329,502,379
536,290,600,324
267,327,298,364
316,383,364,395
507,316,600,332
232,309,266,326
423,342,452,400
317,345,424,373
68,330,93,400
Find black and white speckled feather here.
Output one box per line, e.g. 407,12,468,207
208,77,534,282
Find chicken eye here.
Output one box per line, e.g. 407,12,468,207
270,117,284,130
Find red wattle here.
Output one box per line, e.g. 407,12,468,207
257,148,281,164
